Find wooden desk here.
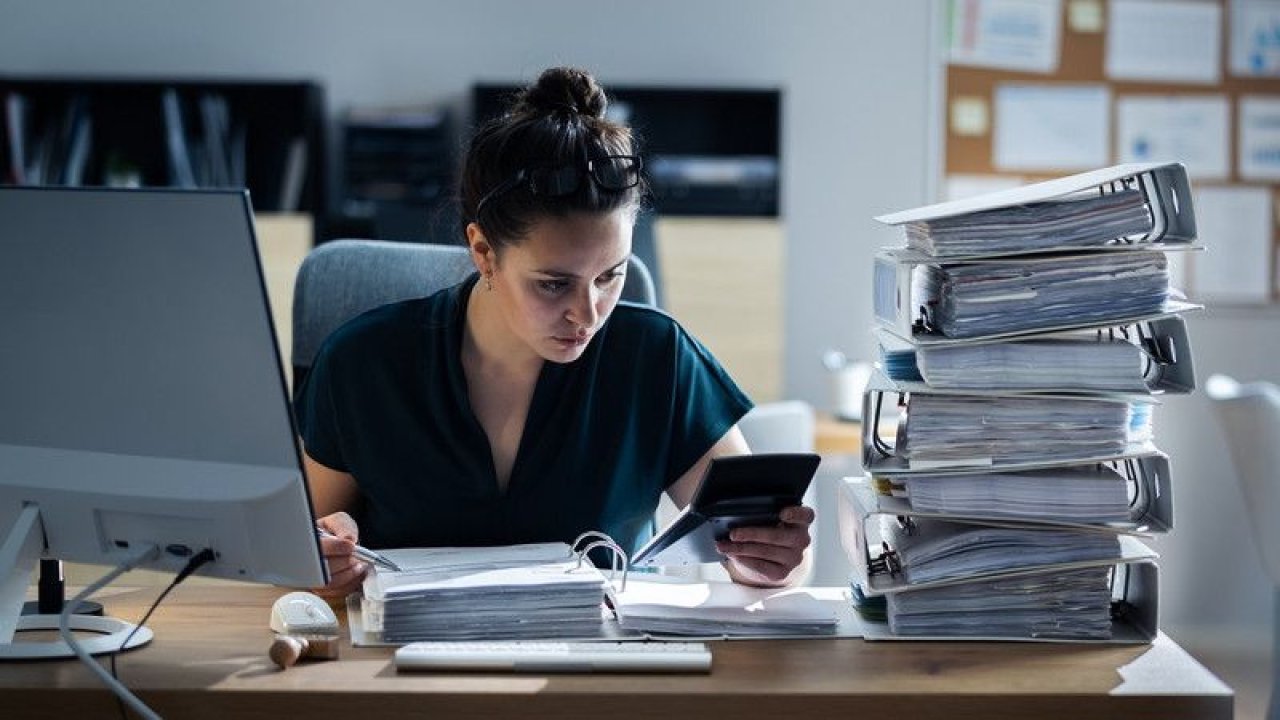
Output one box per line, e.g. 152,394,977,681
2,586,1231,719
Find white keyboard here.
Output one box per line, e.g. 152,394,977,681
393,640,712,673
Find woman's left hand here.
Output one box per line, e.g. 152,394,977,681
717,505,815,588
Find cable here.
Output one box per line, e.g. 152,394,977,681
59,544,162,720
110,548,218,720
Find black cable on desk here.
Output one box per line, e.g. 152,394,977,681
110,548,217,720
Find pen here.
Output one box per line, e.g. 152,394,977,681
315,528,402,572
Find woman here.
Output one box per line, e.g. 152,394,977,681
297,67,813,598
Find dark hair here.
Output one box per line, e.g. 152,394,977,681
459,67,643,246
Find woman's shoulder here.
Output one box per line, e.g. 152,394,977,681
319,282,465,363
606,301,683,339
604,301,714,356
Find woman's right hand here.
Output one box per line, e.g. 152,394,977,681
312,511,369,599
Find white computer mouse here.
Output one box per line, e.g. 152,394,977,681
269,591,340,635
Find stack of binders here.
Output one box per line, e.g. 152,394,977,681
839,162,1202,642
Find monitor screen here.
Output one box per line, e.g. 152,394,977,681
0,187,324,602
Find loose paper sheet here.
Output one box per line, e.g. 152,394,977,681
1230,0,1280,77
1240,96,1280,180
948,0,1063,73
1190,185,1273,303
1106,0,1222,83
1115,95,1230,180
994,84,1110,171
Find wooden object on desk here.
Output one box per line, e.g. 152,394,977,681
254,212,313,389
815,413,861,455
0,585,1231,719
655,217,783,402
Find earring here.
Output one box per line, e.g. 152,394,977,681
485,274,494,292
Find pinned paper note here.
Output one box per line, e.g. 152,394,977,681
1240,96,1280,181
1190,185,1272,304
948,0,1062,73
1116,95,1230,180
1230,0,1280,77
1105,0,1221,84
1068,0,1104,33
950,96,990,136
994,84,1110,171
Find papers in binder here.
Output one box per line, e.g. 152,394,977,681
896,392,1151,469
877,466,1127,522
885,565,1114,639
849,456,1174,536
921,250,1172,339
360,542,610,643
861,372,1161,475
857,561,1160,643
902,187,1155,258
839,475,1163,643
875,162,1199,259
842,500,1157,596
885,520,1122,586
878,315,1195,396
873,249,1201,345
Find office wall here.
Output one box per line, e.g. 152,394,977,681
0,0,929,401
3,0,1272,654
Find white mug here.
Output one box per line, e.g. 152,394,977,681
828,360,872,422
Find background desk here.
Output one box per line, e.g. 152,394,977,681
3,585,1231,719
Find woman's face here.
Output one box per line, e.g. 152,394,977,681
479,208,634,364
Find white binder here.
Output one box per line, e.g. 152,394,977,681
875,161,1198,257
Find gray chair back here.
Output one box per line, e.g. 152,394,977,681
291,239,658,389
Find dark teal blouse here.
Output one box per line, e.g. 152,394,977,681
294,274,752,554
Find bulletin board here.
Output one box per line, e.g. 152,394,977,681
941,0,1280,304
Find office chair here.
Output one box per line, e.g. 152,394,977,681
291,238,657,393
1206,373,1280,720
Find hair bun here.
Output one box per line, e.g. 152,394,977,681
514,66,608,119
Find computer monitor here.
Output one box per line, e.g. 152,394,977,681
0,187,325,658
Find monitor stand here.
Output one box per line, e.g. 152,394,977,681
0,504,151,660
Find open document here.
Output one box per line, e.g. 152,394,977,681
610,576,838,637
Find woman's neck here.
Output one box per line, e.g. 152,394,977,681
462,279,543,379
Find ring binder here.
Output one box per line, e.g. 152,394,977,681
867,542,902,578
873,248,1198,344
860,374,1160,474
874,162,1199,258
843,456,1173,538
570,531,631,592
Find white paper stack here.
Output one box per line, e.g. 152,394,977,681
886,566,1114,639
886,517,1121,586
898,394,1150,467
881,333,1153,393
610,577,838,637
881,465,1131,522
923,251,1170,339
903,187,1153,258
360,543,608,642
